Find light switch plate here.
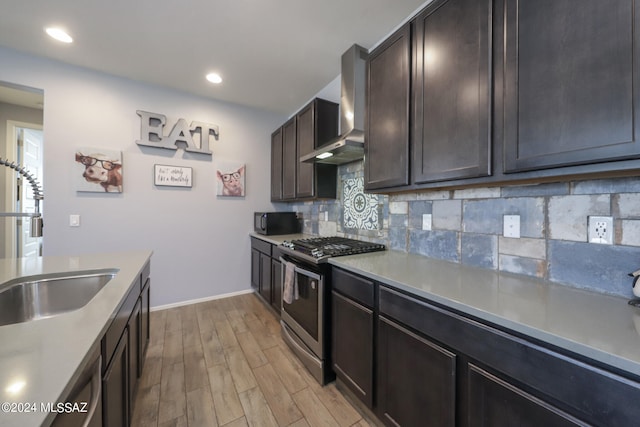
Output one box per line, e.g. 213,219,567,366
503,215,520,238
422,214,432,231
70,214,80,227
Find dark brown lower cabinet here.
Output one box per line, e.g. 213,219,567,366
103,329,128,427
271,258,282,314
128,298,141,419
101,260,151,427
140,278,150,375
251,237,282,313
250,248,260,291
466,363,581,427
331,290,374,408
377,316,456,427
331,267,640,427
259,252,272,303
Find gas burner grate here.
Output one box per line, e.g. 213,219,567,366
283,237,385,259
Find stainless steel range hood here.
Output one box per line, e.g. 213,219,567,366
300,44,368,165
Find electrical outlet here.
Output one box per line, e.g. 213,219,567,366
588,216,613,245
503,215,520,238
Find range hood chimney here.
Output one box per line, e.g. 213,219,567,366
300,44,368,165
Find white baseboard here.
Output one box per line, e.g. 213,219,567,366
151,288,254,312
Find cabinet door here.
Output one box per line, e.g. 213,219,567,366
296,103,315,198
128,298,141,417
412,0,491,183
365,24,411,190
503,0,640,172
377,316,456,427
332,291,374,408
271,258,282,314
103,329,128,427
282,118,297,199
140,278,150,375
466,363,582,427
259,252,272,304
251,248,260,291
271,127,283,201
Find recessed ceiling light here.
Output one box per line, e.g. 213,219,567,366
206,73,222,84
45,27,73,43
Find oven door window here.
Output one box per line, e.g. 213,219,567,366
284,271,319,340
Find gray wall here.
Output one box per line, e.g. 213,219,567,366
0,46,285,308
0,101,43,258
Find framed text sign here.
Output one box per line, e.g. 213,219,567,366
154,164,192,188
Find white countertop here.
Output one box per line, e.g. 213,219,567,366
329,250,640,378
0,250,152,427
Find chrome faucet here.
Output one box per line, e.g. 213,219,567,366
0,157,43,237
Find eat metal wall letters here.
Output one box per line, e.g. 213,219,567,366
136,110,219,155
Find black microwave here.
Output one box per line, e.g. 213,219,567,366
254,212,299,235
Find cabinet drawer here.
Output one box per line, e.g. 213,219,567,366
332,268,375,309
102,283,139,372
466,363,583,426
379,285,640,426
251,237,272,256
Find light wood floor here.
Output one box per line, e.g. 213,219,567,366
131,292,377,427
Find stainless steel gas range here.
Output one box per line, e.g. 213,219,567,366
277,236,385,385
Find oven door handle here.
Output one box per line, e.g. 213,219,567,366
279,256,322,281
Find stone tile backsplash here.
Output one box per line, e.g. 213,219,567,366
277,160,640,298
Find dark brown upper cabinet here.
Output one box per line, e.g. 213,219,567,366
296,102,316,198
270,127,283,201
296,98,339,199
412,0,492,184
281,117,297,200
365,24,411,190
503,0,640,173
270,98,338,201
361,0,640,193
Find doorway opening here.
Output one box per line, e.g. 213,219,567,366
2,122,44,258
0,81,44,259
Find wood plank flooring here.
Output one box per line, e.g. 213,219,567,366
132,293,378,427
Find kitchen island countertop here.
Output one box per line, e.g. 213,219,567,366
330,250,640,379
0,250,152,427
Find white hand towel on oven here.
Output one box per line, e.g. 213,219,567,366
283,260,299,304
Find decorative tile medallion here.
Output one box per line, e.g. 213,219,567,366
343,177,379,230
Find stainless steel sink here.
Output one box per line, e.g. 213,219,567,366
0,270,117,326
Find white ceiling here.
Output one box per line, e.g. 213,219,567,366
0,0,427,116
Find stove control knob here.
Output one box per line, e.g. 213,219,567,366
282,241,294,249
311,249,323,258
